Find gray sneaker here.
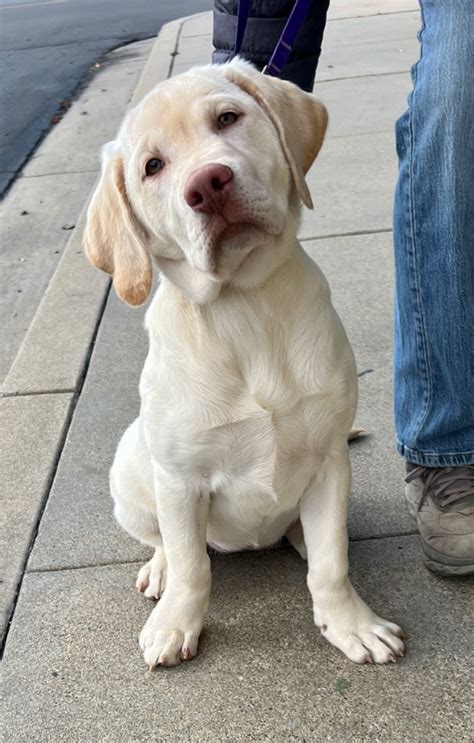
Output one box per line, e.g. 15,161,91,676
405,464,474,576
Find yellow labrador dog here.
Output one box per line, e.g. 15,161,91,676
84,59,405,669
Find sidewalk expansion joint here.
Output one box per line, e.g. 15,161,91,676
1,388,75,399
0,396,74,658
325,35,415,51
27,557,147,575
317,70,409,85
350,530,417,542
300,227,392,242
327,10,418,23
0,282,112,659
21,169,99,179
169,21,186,77
181,32,212,39
25,534,419,577
327,129,394,141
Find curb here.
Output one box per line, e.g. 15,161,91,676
131,12,210,105
131,17,182,106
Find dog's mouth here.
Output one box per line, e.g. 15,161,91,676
207,208,280,248
188,201,284,277
206,219,270,277
217,220,265,248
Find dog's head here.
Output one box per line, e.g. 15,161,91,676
84,59,328,305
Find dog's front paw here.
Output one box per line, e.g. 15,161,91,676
314,588,406,665
136,547,167,600
139,591,206,669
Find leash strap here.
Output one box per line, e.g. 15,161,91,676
264,0,312,77
232,0,312,78
234,0,253,57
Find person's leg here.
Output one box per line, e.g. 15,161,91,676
212,0,330,91
393,0,474,574
394,0,474,466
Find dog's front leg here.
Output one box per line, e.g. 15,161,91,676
139,469,211,669
300,444,405,664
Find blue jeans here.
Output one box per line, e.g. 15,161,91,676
393,0,474,466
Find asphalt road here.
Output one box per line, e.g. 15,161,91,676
0,0,210,195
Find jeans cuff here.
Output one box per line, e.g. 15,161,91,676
397,441,474,467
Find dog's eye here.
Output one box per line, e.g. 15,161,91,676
145,158,165,176
218,111,238,128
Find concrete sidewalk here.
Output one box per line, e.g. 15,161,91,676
1,2,472,740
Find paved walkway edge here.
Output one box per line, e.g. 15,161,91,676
1,17,186,399
131,16,183,105
1,214,110,397
0,19,185,650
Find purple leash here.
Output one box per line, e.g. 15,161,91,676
233,0,312,78
234,0,253,59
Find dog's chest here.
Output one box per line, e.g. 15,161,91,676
142,268,353,483
142,325,331,495
141,276,354,546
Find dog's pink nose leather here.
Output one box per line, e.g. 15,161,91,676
184,164,234,213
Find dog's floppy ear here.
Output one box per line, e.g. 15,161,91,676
84,142,152,306
225,64,328,209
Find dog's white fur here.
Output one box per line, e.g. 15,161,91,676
84,59,405,669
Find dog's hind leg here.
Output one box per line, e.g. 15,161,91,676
110,418,167,599
285,519,307,560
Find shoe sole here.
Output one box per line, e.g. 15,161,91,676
421,542,474,577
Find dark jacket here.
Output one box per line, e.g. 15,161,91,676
212,0,330,91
